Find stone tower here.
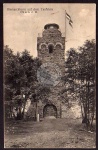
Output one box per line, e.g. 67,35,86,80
37,23,65,118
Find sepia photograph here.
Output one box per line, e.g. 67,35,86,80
3,3,96,148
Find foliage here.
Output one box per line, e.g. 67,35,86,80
63,39,96,130
4,46,42,120
4,39,96,126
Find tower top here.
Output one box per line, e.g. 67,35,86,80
44,23,59,30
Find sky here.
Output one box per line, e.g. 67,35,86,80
3,3,96,58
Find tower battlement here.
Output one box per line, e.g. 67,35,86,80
44,23,59,29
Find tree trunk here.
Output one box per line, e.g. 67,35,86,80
90,80,95,130
35,101,38,121
79,80,85,122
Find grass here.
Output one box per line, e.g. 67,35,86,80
4,117,96,148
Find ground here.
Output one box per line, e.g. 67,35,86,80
4,117,96,148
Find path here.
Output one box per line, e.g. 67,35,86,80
4,118,96,148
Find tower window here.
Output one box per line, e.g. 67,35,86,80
41,44,46,50
48,44,54,53
55,43,63,49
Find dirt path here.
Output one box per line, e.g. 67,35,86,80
4,118,96,148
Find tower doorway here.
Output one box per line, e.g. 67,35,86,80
43,104,57,118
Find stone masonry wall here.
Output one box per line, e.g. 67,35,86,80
36,24,65,118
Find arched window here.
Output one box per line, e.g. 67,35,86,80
41,44,46,50
55,42,63,49
48,44,54,53
56,44,61,49
39,43,47,50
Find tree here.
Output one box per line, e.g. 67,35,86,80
78,39,96,130
4,46,42,120
60,48,79,106
62,39,96,130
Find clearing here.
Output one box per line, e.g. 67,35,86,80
4,117,96,148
